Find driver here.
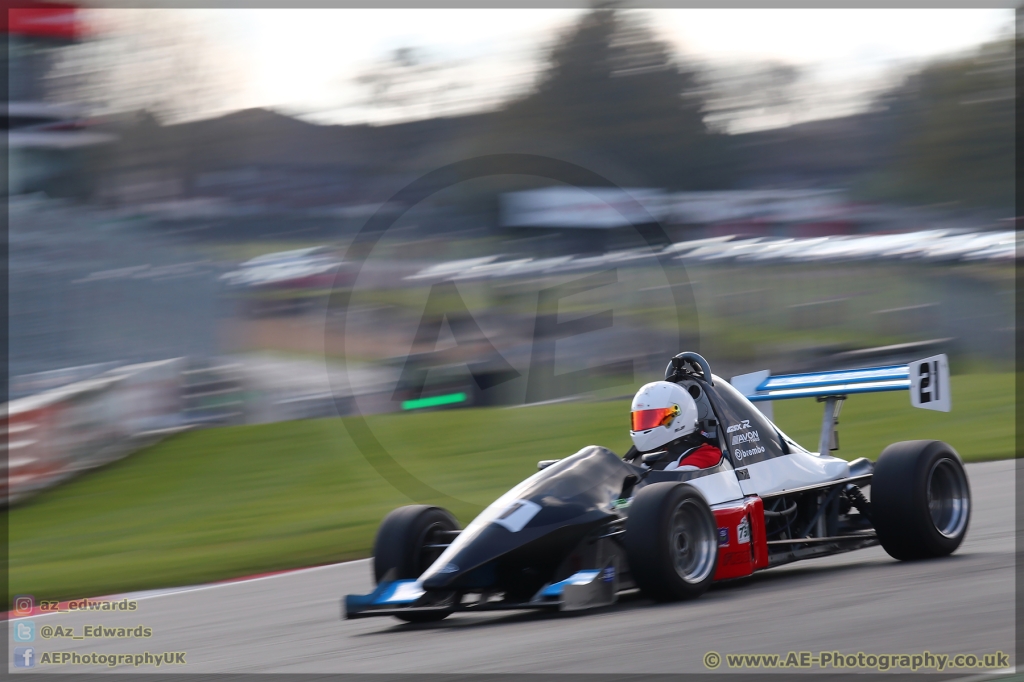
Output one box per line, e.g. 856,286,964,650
625,381,722,471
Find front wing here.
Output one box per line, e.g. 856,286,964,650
344,564,618,619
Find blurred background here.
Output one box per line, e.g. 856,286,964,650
4,4,1016,599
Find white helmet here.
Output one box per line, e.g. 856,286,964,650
630,381,699,453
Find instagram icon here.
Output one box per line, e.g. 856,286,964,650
13,596,34,616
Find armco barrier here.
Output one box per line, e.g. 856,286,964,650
3,358,187,505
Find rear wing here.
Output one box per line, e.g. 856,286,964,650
748,365,910,401
732,354,950,455
734,354,950,411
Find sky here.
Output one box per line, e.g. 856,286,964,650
178,8,1015,130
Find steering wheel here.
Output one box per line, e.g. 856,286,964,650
664,352,714,386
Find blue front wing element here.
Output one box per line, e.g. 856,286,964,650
344,567,618,619
537,570,602,598
532,565,617,611
345,580,425,617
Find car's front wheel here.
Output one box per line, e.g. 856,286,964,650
624,482,718,601
871,440,971,561
372,505,460,622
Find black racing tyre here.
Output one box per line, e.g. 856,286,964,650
871,440,971,561
624,482,718,601
372,505,460,623
372,505,460,583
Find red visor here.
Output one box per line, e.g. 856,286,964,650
631,405,679,431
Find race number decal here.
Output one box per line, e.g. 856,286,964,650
493,499,542,533
737,517,751,544
909,354,951,412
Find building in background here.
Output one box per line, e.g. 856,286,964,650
4,1,114,195
500,187,670,253
501,187,864,248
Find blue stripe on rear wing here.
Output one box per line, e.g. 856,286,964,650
745,365,911,402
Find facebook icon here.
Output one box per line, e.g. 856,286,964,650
14,647,35,668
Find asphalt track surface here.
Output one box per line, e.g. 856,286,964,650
10,460,1015,675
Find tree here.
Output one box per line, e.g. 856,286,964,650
864,38,1013,210
503,8,734,189
700,61,806,133
46,9,240,124
355,47,469,122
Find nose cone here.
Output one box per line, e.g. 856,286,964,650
419,446,635,589
421,570,461,590
420,524,511,590
421,563,462,590
420,507,609,590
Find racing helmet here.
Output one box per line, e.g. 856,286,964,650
630,381,699,453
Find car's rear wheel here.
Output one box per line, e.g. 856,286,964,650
624,482,718,601
372,505,460,622
871,440,970,561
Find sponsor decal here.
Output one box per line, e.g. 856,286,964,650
737,517,751,544
726,420,751,434
735,468,750,481
731,430,760,446
718,527,729,546
437,563,459,574
602,566,616,583
734,445,766,460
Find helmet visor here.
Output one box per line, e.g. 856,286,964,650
631,405,679,431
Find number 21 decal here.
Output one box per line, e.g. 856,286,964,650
918,360,939,403
910,354,950,412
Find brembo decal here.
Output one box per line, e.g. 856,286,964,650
734,445,765,460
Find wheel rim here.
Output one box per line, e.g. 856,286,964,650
417,521,452,573
927,458,969,538
669,499,717,583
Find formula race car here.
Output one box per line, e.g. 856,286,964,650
345,352,970,622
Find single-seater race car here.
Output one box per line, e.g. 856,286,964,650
345,352,969,622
